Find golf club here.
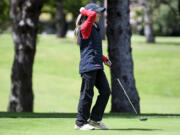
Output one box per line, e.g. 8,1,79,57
111,71,148,121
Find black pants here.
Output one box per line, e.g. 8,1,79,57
76,69,111,126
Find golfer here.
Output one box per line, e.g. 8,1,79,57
74,3,112,130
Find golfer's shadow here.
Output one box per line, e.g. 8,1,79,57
96,128,162,131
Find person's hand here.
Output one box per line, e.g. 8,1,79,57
80,7,85,12
104,59,112,67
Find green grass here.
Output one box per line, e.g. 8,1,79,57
0,112,180,135
0,34,180,135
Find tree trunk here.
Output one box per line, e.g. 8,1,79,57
144,0,155,43
56,0,68,38
90,0,97,3
107,0,140,113
99,0,106,39
179,0,180,14
8,0,43,112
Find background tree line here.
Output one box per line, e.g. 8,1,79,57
1,0,180,39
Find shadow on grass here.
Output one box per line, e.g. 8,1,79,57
0,112,180,118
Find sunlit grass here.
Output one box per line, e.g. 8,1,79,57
0,34,180,114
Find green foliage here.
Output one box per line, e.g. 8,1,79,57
154,1,180,36
63,0,89,16
0,0,10,33
42,0,89,29
132,0,180,36
42,0,89,15
0,0,90,33
63,0,89,29
42,0,57,15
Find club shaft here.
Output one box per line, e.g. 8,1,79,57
116,78,138,114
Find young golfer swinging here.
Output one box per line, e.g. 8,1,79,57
74,3,112,130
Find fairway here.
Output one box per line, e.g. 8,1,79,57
0,34,180,135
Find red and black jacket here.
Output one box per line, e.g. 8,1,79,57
78,9,108,74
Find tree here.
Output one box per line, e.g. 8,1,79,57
131,0,180,37
132,0,157,43
41,0,89,36
107,0,140,113
143,0,155,43
56,0,68,37
99,0,106,39
8,0,43,112
179,0,180,14
90,0,97,3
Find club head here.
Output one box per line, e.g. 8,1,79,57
139,117,148,121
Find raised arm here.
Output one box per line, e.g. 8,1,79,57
80,9,96,39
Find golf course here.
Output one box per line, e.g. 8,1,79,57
0,34,180,135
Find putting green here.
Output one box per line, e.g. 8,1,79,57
0,113,180,135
